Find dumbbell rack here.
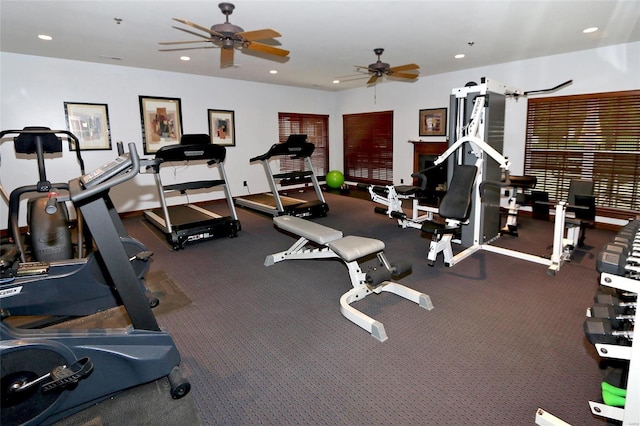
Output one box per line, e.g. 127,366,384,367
588,271,639,425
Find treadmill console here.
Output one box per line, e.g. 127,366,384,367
80,153,132,188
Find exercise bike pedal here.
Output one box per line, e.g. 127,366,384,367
130,250,153,262
7,357,93,396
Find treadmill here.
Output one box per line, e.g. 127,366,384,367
144,134,240,250
234,134,329,218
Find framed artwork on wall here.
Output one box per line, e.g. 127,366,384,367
419,108,447,137
64,102,112,150
139,95,183,154
208,109,235,146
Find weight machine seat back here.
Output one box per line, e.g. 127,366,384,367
567,179,594,207
420,164,477,237
566,182,596,247
437,164,478,222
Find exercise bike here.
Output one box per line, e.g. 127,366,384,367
0,128,157,318
1,142,190,426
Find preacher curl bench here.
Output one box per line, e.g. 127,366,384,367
265,216,433,342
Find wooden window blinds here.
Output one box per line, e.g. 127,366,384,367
524,90,640,218
343,110,393,185
278,112,329,176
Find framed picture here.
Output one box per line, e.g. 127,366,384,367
64,102,112,150
419,108,447,137
139,96,183,154
208,109,235,146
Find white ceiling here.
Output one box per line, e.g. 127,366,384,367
1,0,639,91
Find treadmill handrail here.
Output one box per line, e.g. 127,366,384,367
250,141,315,163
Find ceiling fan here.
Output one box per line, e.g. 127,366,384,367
353,48,420,85
158,2,289,68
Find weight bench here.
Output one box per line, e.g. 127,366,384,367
265,216,433,342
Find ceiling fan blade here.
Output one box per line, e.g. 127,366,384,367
367,75,378,85
159,40,210,45
172,26,212,41
172,18,223,37
244,42,289,57
389,72,419,80
237,29,281,41
220,48,235,68
159,46,217,52
389,63,420,72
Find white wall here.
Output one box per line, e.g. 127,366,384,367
1,41,638,228
0,53,334,225
334,41,640,185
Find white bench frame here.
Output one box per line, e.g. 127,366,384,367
265,216,433,342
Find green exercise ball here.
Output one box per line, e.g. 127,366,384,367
325,170,345,189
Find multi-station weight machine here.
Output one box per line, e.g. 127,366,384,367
433,78,579,275
366,78,577,275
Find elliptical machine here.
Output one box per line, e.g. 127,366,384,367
0,128,157,317
1,142,190,426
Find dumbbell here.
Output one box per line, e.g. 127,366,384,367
596,244,640,277
588,303,635,328
603,243,640,264
602,381,627,407
584,317,633,345
594,293,637,313
612,235,640,253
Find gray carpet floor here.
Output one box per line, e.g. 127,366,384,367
118,189,616,425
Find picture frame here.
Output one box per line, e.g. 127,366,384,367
139,96,183,154
208,109,235,146
419,108,447,137
64,102,112,150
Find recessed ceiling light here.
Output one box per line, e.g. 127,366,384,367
455,54,465,59
333,80,340,84
583,27,598,34
270,70,278,74
180,56,190,61
38,34,53,41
